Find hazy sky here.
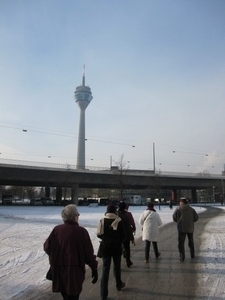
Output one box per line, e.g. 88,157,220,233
0,0,225,174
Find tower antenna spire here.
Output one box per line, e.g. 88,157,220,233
82,64,85,86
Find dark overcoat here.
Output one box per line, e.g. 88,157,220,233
97,213,126,256
44,221,97,296
118,210,134,242
173,204,199,233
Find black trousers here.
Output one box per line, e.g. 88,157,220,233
145,240,159,260
123,240,132,265
178,232,195,259
101,254,122,299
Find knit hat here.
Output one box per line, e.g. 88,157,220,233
118,201,127,211
180,198,188,204
107,204,117,213
147,202,154,209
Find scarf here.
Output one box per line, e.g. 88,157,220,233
97,213,121,235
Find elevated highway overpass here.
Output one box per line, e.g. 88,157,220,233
0,159,224,203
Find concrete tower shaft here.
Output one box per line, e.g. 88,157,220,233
74,69,93,169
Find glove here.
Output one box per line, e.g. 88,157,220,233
92,270,98,284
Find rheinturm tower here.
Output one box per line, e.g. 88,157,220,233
74,66,93,169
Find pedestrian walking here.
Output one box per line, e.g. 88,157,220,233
139,202,162,263
96,204,126,300
118,201,135,267
173,198,199,262
43,204,98,300
125,204,136,234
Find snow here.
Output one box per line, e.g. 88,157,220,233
0,204,205,300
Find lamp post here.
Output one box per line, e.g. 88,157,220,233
221,179,224,206
110,155,112,169
153,142,156,173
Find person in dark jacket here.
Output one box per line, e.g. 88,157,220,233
44,204,98,300
125,204,136,233
173,198,199,262
118,201,135,267
96,204,126,300
169,199,173,210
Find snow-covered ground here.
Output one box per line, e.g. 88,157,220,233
0,204,206,299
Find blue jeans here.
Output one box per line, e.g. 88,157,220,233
100,254,122,299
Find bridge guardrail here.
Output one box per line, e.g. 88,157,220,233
0,158,224,179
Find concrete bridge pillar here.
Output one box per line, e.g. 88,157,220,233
191,188,197,203
56,186,62,204
45,186,50,198
71,184,79,205
171,189,177,203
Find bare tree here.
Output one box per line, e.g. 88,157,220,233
1,185,37,201
197,170,211,177
25,186,37,200
197,171,212,203
113,154,129,201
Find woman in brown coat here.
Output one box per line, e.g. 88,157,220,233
44,204,98,300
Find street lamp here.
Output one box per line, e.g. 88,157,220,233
221,179,224,206
110,155,112,168
153,142,156,173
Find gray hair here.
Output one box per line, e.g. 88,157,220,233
61,204,79,222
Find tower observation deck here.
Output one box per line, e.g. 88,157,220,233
74,67,93,169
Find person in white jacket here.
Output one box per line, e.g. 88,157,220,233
139,202,162,263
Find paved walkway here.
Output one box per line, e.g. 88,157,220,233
12,206,225,300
